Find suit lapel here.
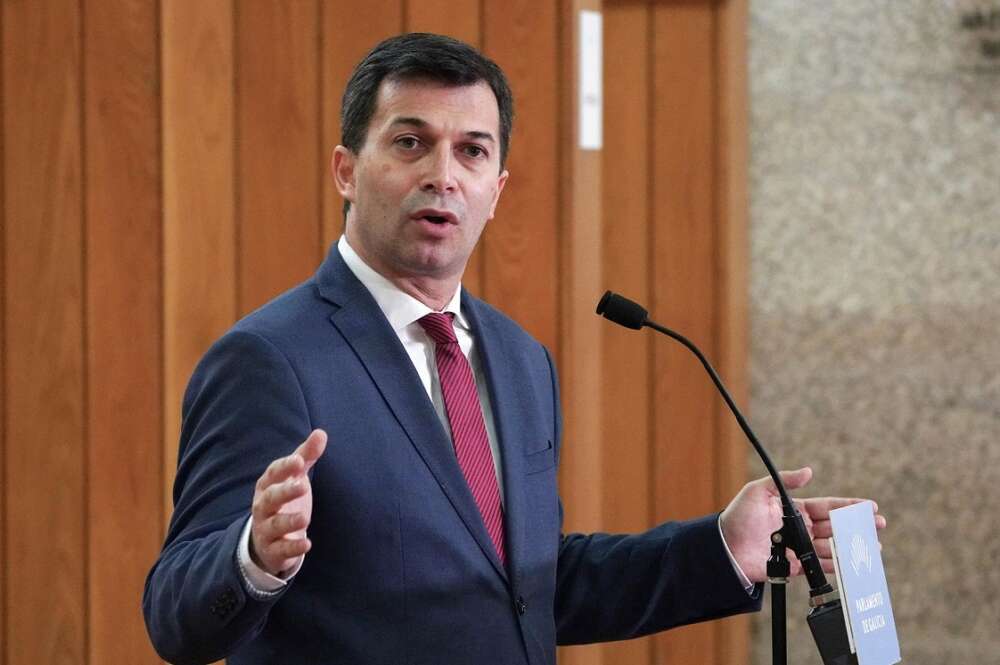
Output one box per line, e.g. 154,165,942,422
462,293,529,590
315,247,508,582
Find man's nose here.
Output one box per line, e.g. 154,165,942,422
420,145,457,193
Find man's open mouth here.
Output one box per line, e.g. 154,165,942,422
412,209,458,225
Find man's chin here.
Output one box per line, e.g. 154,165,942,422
399,250,466,281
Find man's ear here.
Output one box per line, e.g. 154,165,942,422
487,169,509,220
332,145,357,202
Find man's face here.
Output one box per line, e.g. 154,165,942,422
334,78,508,285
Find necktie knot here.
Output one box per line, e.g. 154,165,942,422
419,312,458,345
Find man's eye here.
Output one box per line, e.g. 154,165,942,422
462,145,486,158
396,136,420,149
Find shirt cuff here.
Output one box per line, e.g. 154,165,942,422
236,515,304,598
717,515,755,594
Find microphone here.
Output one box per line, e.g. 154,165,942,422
597,290,854,665
595,291,647,329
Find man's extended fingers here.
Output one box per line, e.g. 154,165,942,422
294,429,328,471
253,478,309,520
802,497,879,520
260,535,312,567
792,499,814,527
256,511,310,544
255,429,327,494
256,454,306,493
812,537,833,559
811,521,833,539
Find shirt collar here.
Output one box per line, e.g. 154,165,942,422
338,236,468,333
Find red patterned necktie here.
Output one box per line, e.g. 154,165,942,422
419,312,506,566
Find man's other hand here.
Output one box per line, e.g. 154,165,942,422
719,467,887,584
250,429,328,576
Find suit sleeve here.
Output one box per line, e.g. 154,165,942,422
142,330,313,664
544,348,763,645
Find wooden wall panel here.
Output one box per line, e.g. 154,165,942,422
320,0,404,253
161,0,237,520
237,1,322,314
601,0,653,543
0,4,750,663
562,0,603,659
650,0,718,531
83,0,162,662
650,3,719,663
2,2,86,663
713,2,751,662
715,0,750,531
0,3,6,654
406,0,487,296
558,2,604,663
407,0,480,39
482,0,560,352
601,4,654,664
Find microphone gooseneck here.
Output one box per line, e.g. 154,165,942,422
596,290,833,597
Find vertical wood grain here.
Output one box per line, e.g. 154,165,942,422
406,0,480,40
601,0,652,542
557,2,603,664
650,0,718,522
650,3,719,663
83,0,162,661
320,0,404,255
237,0,321,314
162,0,237,522
2,2,86,662
559,0,603,551
600,3,653,664
482,0,560,351
713,1,751,661
0,3,752,663
405,0,487,296
714,0,750,523
0,2,6,654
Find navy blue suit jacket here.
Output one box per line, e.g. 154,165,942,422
143,245,760,665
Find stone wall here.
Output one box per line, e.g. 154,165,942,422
749,2,1000,663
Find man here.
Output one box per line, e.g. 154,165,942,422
143,33,882,665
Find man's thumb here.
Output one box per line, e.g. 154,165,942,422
299,429,328,470
777,466,813,491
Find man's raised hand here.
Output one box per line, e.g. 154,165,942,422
250,429,328,577
719,467,887,584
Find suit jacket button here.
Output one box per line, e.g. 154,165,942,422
212,587,238,617
516,597,527,615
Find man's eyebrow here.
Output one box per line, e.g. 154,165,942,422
389,116,429,129
388,116,496,143
465,130,496,144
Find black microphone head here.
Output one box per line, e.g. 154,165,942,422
596,291,648,330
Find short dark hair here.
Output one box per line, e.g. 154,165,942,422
340,33,514,215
